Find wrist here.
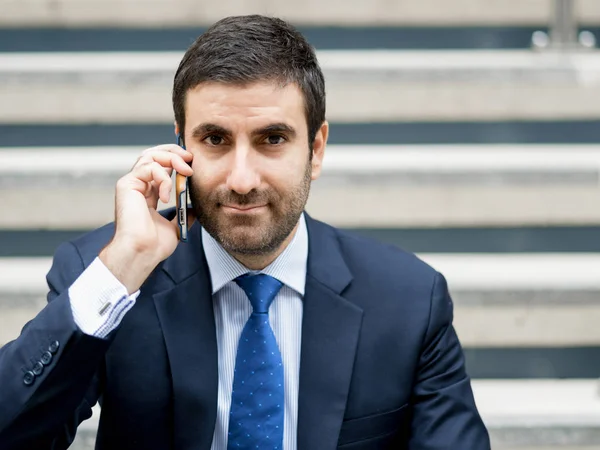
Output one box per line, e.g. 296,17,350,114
99,238,160,294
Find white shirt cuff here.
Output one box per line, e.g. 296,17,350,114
69,257,140,339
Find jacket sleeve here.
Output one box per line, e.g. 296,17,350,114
0,241,112,450
408,272,491,449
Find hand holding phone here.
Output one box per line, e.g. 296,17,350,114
175,133,189,242
99,142,193,293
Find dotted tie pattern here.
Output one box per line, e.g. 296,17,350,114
227,273,285,450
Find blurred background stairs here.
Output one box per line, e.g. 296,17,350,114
2,0,600,448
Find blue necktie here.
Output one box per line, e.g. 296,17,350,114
227,273,285,450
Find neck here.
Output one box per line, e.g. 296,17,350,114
231,221,300,271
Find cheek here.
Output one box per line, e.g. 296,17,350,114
270,149,308,176
263,161,306,192
190,158,224,190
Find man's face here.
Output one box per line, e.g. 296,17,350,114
182,81,327,255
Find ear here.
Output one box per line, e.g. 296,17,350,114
174,121,181,138
311,121,328,181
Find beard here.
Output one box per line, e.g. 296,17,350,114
189,161,312,256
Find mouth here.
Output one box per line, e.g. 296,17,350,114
221,204,267,213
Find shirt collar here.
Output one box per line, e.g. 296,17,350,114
202,213,308,296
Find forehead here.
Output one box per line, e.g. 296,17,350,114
184,81,306,132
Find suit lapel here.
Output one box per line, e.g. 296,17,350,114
153,221,218,450
297,217,364,450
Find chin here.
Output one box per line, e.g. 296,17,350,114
221,236,275,256
218,226,281,255
220,215,264,232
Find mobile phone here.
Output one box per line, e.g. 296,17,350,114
175,133,189,242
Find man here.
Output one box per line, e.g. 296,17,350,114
0,15,490,450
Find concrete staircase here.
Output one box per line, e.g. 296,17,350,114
2,0,600,447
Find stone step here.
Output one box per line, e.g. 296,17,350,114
5,121,600,147
3,26,598,53
61,379,600,449
3,0,600,27
5,145,600,183
1,145,600,228
3,254,600,349
3,227,600,257
3,50,600,122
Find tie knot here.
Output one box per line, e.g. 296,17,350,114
235,273,283,314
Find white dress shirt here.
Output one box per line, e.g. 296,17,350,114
67,214,308,450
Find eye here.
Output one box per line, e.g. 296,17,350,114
203,135,225,146
265,135,286,145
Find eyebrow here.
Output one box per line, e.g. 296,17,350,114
252,123,297,139
190,123,233,140
190,122,297,140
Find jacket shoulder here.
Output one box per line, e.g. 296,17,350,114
67,222,116,267
318,220,440,287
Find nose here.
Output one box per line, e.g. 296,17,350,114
225,145,260,195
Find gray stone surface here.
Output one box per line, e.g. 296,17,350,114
4,51,600,123
4,182,600,229
2,145,600,229
3,0,600,27
4,145,600,187
5,183,600,229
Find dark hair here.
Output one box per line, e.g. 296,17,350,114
172,15,326,147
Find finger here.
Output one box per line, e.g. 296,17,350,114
171,156,193,176
147,180,169,205
146,180,159,206
131,161,172,204
151,167,174,178
134,152,193,176
131,144,193,170
158,176,173,204
141,144,192,160
131,160,169,183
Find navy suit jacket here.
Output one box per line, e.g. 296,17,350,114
0,211,490,449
